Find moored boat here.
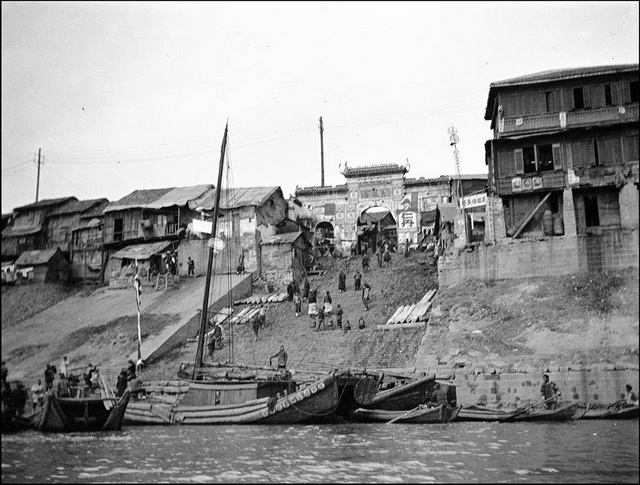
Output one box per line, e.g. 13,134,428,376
353,404,461,423
580,404,639,420
34,390,130,432
506,402,579,422
457,404,522,422
361,374,435,411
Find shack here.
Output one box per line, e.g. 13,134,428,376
260,231,310,286
14,247,69,283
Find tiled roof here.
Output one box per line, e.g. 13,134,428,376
294,184,347,196
14,197,77,212
484,63,639,120
342,163,408,178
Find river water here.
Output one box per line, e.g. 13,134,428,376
2,420,638,483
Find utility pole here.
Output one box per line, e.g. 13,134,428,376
35,148,43,202
319,116,325,187
448,126,470,244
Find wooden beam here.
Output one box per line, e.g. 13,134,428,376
512,192,552,239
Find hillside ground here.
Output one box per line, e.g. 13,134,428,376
1,249,638,384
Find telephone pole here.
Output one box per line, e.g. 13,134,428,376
319,116,325,187
448,126,470,244
35,148,43,202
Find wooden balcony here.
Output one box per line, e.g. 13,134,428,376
496,170,566,196
497,103,639,138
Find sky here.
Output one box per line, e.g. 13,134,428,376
2,1,639,213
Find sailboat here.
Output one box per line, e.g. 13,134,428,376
124,123,341,425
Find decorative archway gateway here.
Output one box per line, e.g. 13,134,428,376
356,206,397,254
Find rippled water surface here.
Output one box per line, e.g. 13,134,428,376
2,420,638,483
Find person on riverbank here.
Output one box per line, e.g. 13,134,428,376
1,361,7,386
362,282,372,311
362,253,370,273
269,346,288,370
540,374,561,409
57,373,71,398
625,384,638,406
287,281,294,302
338,270,346,293
324,292,333,326
308,287,317,305
31,379,45,411
116,368,128,397
59,356,69,378
357,317,366,329
335,304,343,329
308,301,318,328
302,278,310,302
354,270,362,291
44,364,56,393
293,291,302,317
187,257,195,277
252,313,261,342
11,382,27,416
316,303,325,331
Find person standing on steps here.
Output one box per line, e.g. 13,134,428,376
324,291,333,326
354,270,361,291
293,291,302,317
302,278,310,302
362,253,370,273
362,282,372,311
252,313,261,342
540,374,561,409
335,304,344,330
338,270,346,293
187,257,195,277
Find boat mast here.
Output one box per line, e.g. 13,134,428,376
194,121,229,377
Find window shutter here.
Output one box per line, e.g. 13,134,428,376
612,82,624,105
620,82,631,104
552,144,563,170
514,149,524,174
583,86,591,108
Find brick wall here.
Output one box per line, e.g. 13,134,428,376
438,230,639,287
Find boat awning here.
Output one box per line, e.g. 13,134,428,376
111,241,173,260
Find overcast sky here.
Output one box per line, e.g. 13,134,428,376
2,1,638,213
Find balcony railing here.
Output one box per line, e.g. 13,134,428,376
497,104,639,138
496,170,566,196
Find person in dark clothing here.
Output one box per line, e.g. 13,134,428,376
1,361,8,386
335,304,344,329
236,252,245,274
376,249,383,268
429,382,449,406
2,382,13,410
354,270,362,291
362,282,372,311
293,291,302,317
252,315,260,342
44,364,56,393
11,382,27,416
302,278,310,302
115,368,128,397
287,282,294,301
187,257,195,277
338,270,346,293
269,346,288,369
292,280,300,296
126,360,137,381
383,249,392,267
308,287,317,304
362,254,370,272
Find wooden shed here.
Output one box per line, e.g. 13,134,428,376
14,247,70,283
260,231,310,285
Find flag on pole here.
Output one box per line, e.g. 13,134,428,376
133,263,143,366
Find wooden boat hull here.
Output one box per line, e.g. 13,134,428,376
510,403,579,422
581,405,639,420
457,405,521,422
34,390,130,432
353,404,461,423
125,375,339,425
362,374,435,411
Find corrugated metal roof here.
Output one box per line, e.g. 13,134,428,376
2,224,43,237
484,63,639,120
437,203,461,223
15,248,61,266
49,198,109,217
189,186,282,211
261,231,303,246
14,197,77,212
104,185,211,212
111,241,173,260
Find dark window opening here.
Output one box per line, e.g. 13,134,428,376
537,144,554,172
593,139,600,166
549,193,559,213
523,146,536,174
114,218,124,242
604,84,613,106
545,92,556,113
584,196,600,227
573,87,584,109
631,81,639,103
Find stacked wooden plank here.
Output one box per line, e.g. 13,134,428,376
233,293,288,305
386,289,437,325
229,307,262,325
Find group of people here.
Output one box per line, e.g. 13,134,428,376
540,374,638,410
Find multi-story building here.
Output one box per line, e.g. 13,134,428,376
484,63,639,240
